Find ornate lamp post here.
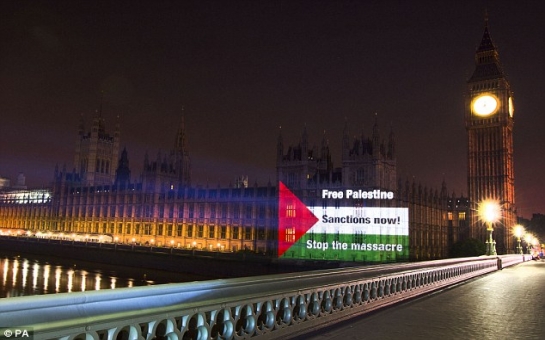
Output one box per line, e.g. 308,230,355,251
532,238,540,257
479,200,500,256
524,233,534,255
513,225,525,255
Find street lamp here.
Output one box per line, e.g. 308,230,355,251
479,199,500,256
532,238,540,257
513,224,525,255
524,233,534,255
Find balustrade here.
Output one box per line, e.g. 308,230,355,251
0,255,528,340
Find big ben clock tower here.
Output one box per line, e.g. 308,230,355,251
465,18,516,254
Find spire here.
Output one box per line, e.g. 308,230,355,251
469,14,504,82
342,118,349,145
372,113,380,158
114,115,120,138
342,118,350,160
372,113,379,138
175,107,187,153
277,125,284,161
388,123,396,159
144,151,150,169
301,124,308,151
115,147,131,187
321,129,328,149
99,90,104,118
476,15,495,53
78,113,84,136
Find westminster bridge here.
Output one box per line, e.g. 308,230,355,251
0,254,533,340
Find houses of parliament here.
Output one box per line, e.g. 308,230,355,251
0,22,517,261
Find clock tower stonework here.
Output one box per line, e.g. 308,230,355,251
465,20,516,254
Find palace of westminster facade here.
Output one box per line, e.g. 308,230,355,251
0,112,468,261
0,22,516,260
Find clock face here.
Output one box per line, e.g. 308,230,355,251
509,97,514,117
472,95,498,117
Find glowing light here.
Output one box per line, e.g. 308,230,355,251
95,274,101,291
478,200,501,225
513,225,525,238
473,95,498,116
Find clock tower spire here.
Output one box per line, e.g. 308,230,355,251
465,18,516,254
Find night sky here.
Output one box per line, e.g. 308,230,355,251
1,1,544,217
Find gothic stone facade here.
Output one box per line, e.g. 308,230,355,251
0,115,468,261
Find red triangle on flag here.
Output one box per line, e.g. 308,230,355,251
278,181,319,257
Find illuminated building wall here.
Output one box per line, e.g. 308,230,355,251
49,179,276,253
465,21,516,254
74,114,120,186
1,114,276,254
0,115,468,260
277,120,466,260
0,177,10,189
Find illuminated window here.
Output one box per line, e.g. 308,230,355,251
208,225,215,238
458,212,466,220
448,212,453,221
285,227,295,242
286,202,296,218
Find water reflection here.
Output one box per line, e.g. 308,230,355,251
0,255,151,298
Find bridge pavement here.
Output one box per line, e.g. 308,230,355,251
294,259,545,340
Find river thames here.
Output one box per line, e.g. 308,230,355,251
0,250,207,298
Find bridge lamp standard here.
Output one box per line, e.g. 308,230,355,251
524,233,535,255
513,225,525,255
532,237,540,256
478,199,500,256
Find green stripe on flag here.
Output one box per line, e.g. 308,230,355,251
280,233,409,262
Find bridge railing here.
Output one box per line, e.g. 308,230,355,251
0,255,529,340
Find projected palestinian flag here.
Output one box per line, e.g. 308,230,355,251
278,182,410,262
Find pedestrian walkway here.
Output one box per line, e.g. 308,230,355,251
293,260,545,340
